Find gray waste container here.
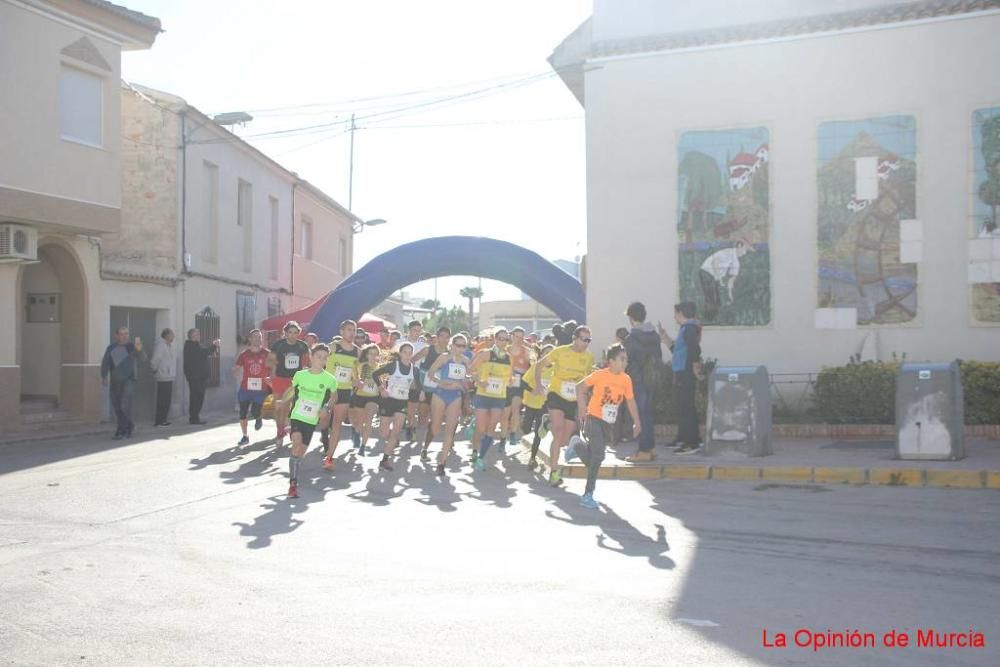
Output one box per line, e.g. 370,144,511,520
896,362,965,461
705,366,772,457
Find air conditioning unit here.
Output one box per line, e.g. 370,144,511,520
0,224,38,262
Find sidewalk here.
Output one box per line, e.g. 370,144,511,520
0,411,239,448
523,435,1000,490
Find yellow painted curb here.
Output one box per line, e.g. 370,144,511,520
870,469,925,487
987,472,1000,489
761,467,814,482
665,465,711,480
813,467,867,484
617,465,664,480
925,470,985,488
711,466,761,481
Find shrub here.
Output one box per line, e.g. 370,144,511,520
813,358,899,424
813,357,1000,425
958,360,1000,425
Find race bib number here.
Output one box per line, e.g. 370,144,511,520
602,402,620,424
388,378,410,400
447,364,466,381
334,366,353,384
284,354,300,370
486,376,505,396
541,379,551,393
246,377,263,391
560,381,577,401
293,398,320,421
362,381,377,395
510,373,522,388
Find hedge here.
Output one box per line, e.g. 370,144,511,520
813,359,1000,425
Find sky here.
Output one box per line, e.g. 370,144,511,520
120,0,592,309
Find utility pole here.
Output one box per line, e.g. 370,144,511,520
348,113,356,211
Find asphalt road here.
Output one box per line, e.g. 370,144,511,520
1,423,998,666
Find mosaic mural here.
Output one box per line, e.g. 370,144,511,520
971,107,1000,323
817,115,917,325
677,127,771,326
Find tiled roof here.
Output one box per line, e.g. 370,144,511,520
79,0,162,32
588,0,999,58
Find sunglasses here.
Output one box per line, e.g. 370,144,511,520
453,343,467,348
578,337,592,343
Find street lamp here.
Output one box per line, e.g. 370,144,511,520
353,218,387,234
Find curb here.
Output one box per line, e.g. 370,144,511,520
522,440,1000,490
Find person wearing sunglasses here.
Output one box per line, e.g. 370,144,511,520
424,334,471,476
533,325,595,486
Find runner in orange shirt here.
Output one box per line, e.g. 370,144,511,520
565,343,641,508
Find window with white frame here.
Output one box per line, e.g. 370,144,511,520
301,217,314,260
59,66,103,146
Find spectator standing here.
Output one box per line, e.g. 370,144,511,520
622,302,662,462
100,326,145,440
184,328,220,425
150,328,176,426
659,302,704,454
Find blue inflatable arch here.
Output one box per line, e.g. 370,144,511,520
309,236,585,340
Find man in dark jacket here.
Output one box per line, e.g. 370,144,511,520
100,326,145,440
623,302,663,462
184,328,219,425
659,302,703,453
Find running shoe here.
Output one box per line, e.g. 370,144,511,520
254,417,263,431
358,443,366,456
564,436,582,463
549,471,563,487
508,432,518,446
238,435,250,446
379,456,394,472
288,484,299,499
579,493,598,510
436,464,446,477
675,443,703,455
352,430,361,448
474,457,486,471
323,456,335,471
528,457,538,470
405,427,414,442
420,447,430,461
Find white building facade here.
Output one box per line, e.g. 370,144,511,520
552,0,1000,372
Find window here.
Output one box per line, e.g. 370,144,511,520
269,196,279,279
236,292,256,346
339,236,348,274
238,179,253,272
194,307,221,388
202,161,219,263
59,66,102,146
301,217,313,260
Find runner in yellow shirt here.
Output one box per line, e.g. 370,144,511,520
533,325,595,486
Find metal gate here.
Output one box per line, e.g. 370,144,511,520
195,306,221,387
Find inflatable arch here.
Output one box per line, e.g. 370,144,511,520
309,236,585,340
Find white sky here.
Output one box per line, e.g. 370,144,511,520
120,0,591,309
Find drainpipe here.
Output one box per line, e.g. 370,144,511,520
179,110,189,417
290,180,296,312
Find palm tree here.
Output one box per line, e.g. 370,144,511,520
459,286,483,333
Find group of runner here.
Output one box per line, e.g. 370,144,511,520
231,318,641,507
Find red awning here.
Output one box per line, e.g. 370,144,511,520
260,294,329,332
260,294,393,336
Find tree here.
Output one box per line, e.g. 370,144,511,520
424,306,471,335
459,286,483,334
420,299,441,312
679,151,724,244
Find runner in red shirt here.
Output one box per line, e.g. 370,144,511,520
233,329,270,446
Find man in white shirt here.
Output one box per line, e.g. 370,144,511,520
698,240,752,321
150,328,176,426
395,320,430,441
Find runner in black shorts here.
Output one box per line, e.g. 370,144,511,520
350,343,381,454
321,321,361,472
373,343,417,471
420,326,451,458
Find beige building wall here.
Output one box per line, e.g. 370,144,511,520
0,0,158,431
291,183,356,311
478,299,559,333
567,6,1000,372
